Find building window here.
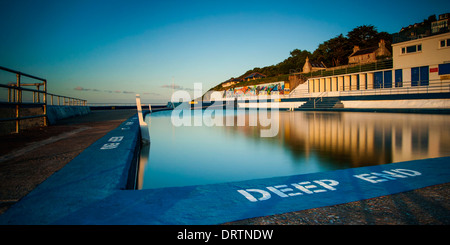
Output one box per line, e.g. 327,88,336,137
438,63,450,75
374,72,383,88
402,44,422,54
374,71,393,89
395,69,403,87
440,39,450,48
384,70,392,88
411,66,429,86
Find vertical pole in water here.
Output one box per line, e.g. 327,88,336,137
136,94,150,144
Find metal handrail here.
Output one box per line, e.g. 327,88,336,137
221,79,450,101
291,81,450,99
0,66,87,133
300,59,393,79
313,91,327,108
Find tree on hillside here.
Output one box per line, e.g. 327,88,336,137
233,24,393,86
243,49,311,77
277,49,311,74
312,34,351,67
347,25,379,48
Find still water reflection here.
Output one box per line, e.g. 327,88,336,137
138,110,450,189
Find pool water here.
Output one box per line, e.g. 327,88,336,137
137,110,450,189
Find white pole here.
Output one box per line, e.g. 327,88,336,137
136,94,150,143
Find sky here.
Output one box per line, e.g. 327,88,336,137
1,0,449,104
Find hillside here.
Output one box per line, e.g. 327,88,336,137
209,24,395,92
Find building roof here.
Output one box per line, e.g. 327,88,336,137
310,62,326,68
244,72,266,79
349,46,378,57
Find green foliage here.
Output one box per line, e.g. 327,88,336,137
312,25,393,67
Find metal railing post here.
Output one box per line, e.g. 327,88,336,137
15,74,21,133
43,80,47,126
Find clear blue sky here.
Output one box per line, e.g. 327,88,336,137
1,0,449,104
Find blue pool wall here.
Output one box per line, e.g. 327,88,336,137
46,105,91,125
0,114,141,224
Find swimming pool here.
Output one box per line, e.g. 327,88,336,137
137,110,450,190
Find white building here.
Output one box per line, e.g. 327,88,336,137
392,31,450,87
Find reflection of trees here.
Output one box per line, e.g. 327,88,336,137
222,111,450,167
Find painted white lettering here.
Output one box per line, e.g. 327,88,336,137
266,185,302,198
100,143,120,150
392,169,421,177
108,136,124,142
292,181,325,194
238,179,339,202
237,189,271,202
371,171,406,180
353,173,383,183
354,169,422,184
314,179,339,191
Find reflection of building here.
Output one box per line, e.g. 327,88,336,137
226,111,450,166
283,112,449,164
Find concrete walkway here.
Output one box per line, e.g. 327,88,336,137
0,109,137,214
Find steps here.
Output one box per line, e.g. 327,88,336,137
299,97,344,109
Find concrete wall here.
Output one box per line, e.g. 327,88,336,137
46,106,91,124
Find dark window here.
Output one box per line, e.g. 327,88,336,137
417,44,422,52
411,67,420,86
420,66,429,86
384,70,392,88
439,63,450,75
441,40,446,47
374,71,383,89
395,69,403,87
364,74,368,89
356,75,360,90
411,66,429,86
406,45,417,53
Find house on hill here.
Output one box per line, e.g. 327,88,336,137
302,57,326,73
348,39,391,64
221,77,242,88
244,72,266,81
432,13,450,34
